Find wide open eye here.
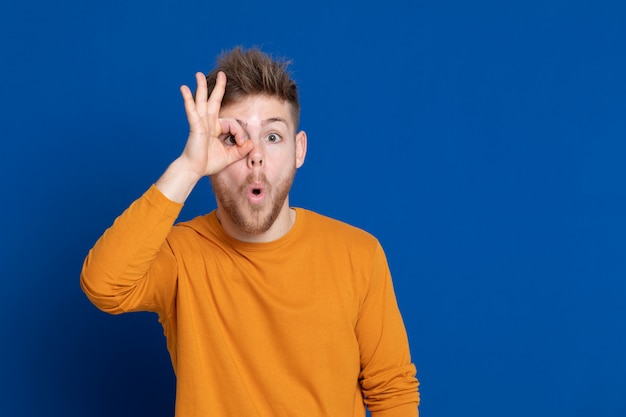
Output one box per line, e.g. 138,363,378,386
266,133,281,143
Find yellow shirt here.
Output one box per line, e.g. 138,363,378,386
81,185,419,416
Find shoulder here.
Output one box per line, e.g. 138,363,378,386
168,212,221,245
295,208,381,249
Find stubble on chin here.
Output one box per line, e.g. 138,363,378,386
211,171,294,235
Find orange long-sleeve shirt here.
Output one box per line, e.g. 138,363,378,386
81,185,419,416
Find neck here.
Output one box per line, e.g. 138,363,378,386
216,205,296,243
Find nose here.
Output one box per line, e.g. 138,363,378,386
246,138,264,169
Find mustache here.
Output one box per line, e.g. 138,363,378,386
245,173,269,186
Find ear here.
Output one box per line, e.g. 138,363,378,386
295,130,307,169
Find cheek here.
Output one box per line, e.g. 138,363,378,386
211,166,242,189
220,160,247,178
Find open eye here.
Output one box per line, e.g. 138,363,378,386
266,133,281,143
224,134,236,145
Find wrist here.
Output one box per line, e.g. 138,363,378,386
155,157,203,203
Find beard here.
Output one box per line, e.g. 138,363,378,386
211,165,295,235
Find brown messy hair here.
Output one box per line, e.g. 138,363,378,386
205,46,300,129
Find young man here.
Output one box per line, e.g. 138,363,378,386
81,47,420,416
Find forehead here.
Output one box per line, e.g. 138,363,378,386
219,95,296,130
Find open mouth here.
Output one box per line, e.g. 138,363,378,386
246,182,266,204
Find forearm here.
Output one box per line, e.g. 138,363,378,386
362,363,420,415
80,185,182,313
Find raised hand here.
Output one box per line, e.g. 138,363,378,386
179,71,253,178
155,71,253,203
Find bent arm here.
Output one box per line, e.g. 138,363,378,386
80,185,183,314
81,71,251,314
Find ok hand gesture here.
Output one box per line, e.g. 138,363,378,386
179,71,253,178
155,71,253,203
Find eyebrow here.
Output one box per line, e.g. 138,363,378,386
236,117,290,128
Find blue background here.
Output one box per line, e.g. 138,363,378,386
1,0,625,416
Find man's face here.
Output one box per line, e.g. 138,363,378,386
210,94,306,237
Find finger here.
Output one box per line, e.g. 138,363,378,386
228,139,254,162
180,84,200,125
194,72,209,115
207,71,227,117
223,130,254,164
219,118,247,145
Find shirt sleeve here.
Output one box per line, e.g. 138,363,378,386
356,242,420,416
80,185,183,316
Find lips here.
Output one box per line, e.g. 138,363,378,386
246,181,267,205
